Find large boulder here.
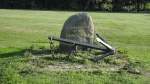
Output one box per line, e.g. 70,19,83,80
60,12,95,52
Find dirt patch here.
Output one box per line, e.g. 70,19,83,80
27,53,128,72
143,70,150,77
24,48,143,74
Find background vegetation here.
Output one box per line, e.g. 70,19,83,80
0,0,150,12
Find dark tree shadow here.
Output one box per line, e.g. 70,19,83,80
1,8,150,14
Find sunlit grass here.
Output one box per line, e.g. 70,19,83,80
0,9,150,84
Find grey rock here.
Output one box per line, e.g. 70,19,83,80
128,68,141,74
60,12,95,52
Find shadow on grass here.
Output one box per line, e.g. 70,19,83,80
0,47,97,64
0,47,65,59
30,48,89,64
0,49,26,58
31,49,75,62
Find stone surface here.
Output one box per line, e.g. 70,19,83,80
60,12,95,52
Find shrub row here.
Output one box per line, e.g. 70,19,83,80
0,0,150,12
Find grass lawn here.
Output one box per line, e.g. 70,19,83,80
0,9,150,84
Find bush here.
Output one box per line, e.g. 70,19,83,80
101,3,112,11
145,2,150,10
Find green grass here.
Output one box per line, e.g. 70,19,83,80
0,9,150,84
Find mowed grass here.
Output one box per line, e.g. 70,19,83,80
0,9,150,84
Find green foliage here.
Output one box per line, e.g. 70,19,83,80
101,3,113,11
145,2,150,10
0,0,149,12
